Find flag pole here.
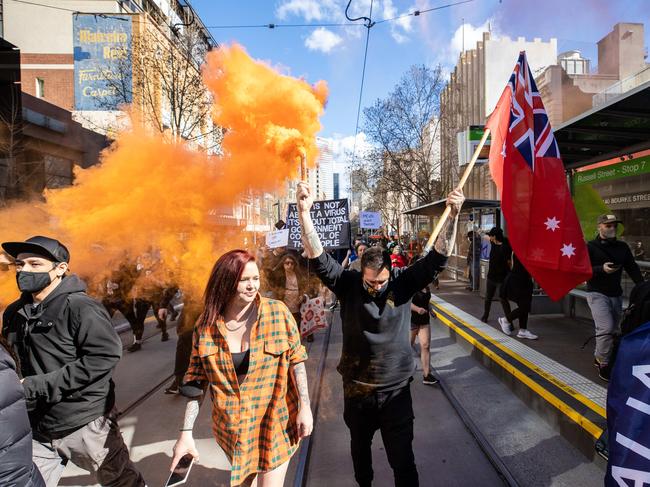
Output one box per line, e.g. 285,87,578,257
423,128,491,255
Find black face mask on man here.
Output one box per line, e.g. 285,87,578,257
16,266,56,293
363,279,390,298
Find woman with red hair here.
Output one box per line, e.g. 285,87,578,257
169,250,312,486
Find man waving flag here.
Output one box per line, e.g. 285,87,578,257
485,51,592,300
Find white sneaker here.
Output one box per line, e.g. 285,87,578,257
517,329,538,340
498,317,513,335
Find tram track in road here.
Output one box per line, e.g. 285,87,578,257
431,365,521,487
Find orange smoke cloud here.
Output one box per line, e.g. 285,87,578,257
0,43,327,308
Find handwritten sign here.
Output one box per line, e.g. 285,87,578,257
360,211,382,229
265,229,289,249
286,199,350,250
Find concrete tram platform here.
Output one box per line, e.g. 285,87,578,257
430,280,608,462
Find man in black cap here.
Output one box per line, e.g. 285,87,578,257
1,236,145,486
587,214,643,381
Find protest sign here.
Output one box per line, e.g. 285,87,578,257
360,211,382,229
286,199,350,250
265,229,289,249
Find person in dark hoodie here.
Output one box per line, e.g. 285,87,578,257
1,236,144,487
297,182,464,487
0,334,45,487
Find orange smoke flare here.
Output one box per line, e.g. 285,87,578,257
0,43,327,308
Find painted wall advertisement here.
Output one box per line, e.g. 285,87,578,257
73,14,132,110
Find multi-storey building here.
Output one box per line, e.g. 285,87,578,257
440,32,557,201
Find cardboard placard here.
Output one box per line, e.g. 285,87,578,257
359,211,382,229
286,199,350,250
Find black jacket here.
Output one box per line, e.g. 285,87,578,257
2,275,122,439
587,237,643,297
311,250,447,390
0,346,45,487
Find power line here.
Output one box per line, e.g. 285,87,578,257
350,0,374,163
6,0,79,13
205,0,477,30
374,0,476,24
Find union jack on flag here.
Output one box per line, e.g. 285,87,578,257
507,52,560,172
486,51,592,301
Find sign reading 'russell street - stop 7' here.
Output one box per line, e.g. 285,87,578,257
286,199,350,250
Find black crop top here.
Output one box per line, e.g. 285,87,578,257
231,349,250,383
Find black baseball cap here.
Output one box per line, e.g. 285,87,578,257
2,236,70,263
597,214,622,225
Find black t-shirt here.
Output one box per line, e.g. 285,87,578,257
411,288,431,325
487,239,512,283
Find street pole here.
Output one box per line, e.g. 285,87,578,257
423,128,490,255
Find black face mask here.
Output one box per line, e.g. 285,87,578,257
363,280,389,298
16,271,53,293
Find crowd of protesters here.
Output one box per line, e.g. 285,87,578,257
0,185,646,486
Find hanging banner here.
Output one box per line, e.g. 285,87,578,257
73,14,132,110
286,199,350,250
360,211,382,229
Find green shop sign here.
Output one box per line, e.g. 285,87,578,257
574,155,650,186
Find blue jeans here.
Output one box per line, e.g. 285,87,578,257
587,292,623,364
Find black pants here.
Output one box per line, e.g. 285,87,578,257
343,383,418,487
483,279,509,320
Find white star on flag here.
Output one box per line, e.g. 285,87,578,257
560,243,576,258
544,217,560,232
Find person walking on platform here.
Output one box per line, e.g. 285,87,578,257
497,252,538,340
163,296,202,395
410,283,438,385
480,227,512,323
1,236,145,486
0,334,45,487
586,214,643,381
465,231,481,291
297,181,464,487
170,250,312,487
349,241,369,272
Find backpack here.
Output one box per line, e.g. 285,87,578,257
620,280,650,335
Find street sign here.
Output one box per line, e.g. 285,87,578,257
265,229,289,249
286,199,350,250
359,211,382,229
457,125,491,166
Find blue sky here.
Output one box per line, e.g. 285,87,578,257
191,0,649,143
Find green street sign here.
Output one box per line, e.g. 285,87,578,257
574,155,650,186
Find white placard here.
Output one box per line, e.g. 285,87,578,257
359,211,382,229
265,229,289,249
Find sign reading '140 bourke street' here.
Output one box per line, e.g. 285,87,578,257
73,14,132,111
286,199,350,250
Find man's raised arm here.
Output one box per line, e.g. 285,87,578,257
297,182,323,259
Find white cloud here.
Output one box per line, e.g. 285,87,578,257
381,0,415,44
305,28,344,53
276,0,341,21
328,132,372,163
276,0,417,45
447,19,507,63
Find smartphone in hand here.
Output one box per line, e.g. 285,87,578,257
165,453,195,487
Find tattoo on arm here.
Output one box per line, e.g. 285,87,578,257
434,213,459,257
298,211,324,259
182,395,204,431
291,362,310,407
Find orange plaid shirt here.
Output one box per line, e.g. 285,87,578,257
184,297,308,485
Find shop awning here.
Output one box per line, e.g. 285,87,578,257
403,198,500,216
554,81,650,169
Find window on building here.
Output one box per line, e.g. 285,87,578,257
36,78,45,98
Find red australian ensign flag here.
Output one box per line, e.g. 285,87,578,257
485,51,592,300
